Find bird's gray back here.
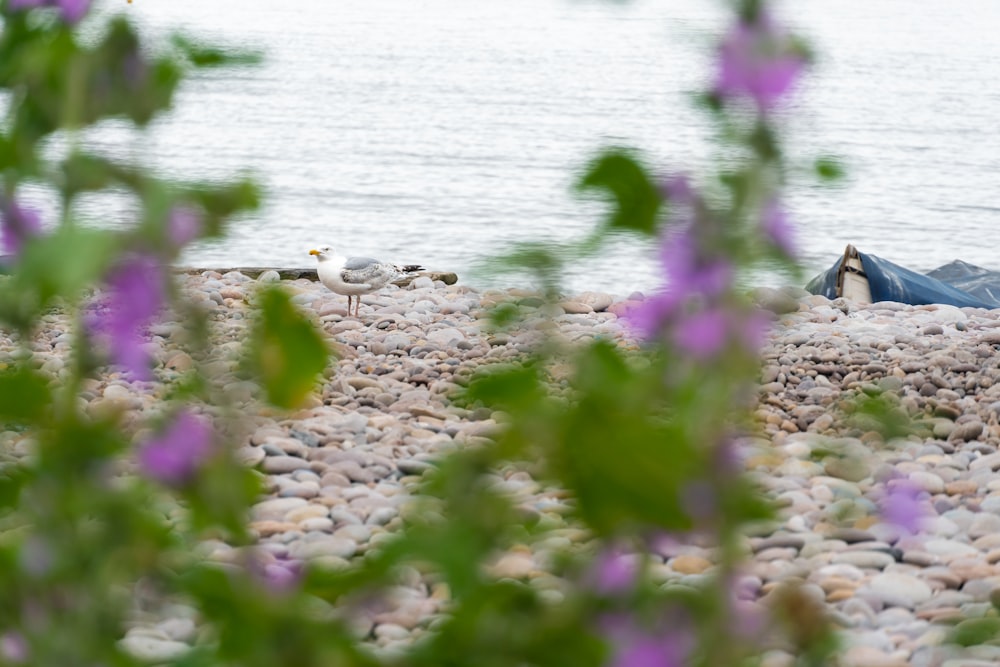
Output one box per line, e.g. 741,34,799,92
343,256,380,270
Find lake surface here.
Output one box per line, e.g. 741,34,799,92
68,0,1000,295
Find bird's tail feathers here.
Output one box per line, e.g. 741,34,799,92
398,264,424,273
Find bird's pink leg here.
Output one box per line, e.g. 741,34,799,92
346,295,353,317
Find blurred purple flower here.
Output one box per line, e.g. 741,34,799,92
713,437,745,477
590,546,637,596
612,635,687,667
625,291,675,341
878,478,927,535
716,13,804,110
93,254,166,381
8,0,90,23
55,0,88,22
18,536,54,578
167,205,203,248
673,308,729,358
625,230,733,340
602,612,693,667
680,480,717,521
738,310,771,353
761,199,797,256
0,197,42,257
253,554,304,594
0,631,28,664
724,572,766,640
661,231,733,301
137,410,213,485
660,174,694,205
123,49,149,90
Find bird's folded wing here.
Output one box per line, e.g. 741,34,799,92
343,256,380,270
341,263,391,285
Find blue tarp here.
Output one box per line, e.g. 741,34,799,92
805,248,1000,309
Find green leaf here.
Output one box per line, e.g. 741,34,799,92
247,286,330,409
170,34,263,68
844,392,912,442
556,344,699,535
79,18,182,127
7,225,117,312
462,362,548,417
59,151,115,198
0,465,30,509
576,148,662,236
188,178,262,237
815,156,846,182
950,617,1000,647
0,225,118,330
0,365,52,423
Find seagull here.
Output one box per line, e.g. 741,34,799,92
309,246,423,318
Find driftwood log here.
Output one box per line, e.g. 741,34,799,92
177,267,458,287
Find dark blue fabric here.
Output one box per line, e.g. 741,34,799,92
806,250,1000,309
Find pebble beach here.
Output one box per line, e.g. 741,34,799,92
6,270,1000,667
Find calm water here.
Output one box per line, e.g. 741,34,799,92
64,0,1000,295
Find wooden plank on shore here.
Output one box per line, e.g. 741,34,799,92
174,267,458,286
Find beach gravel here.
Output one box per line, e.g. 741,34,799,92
8,271,1000,664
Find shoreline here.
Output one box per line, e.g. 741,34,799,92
3,269,999,665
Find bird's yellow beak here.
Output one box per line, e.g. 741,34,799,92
309,249,320,256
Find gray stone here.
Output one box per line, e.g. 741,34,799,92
119,635,191,662
261,455,311,474
427,327,466,346
257,270,281,283
288,537,357,560
251,497,308,521
831,551,895,570
868,572,933,608
397,458,435,475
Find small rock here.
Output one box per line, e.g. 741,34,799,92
257,270,281,283
560,301,593,315
288,537,357,560
119,636,191,662
670,555,713,575
868,572,932,608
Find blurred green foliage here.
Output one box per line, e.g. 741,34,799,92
577,149,663,237
246,286,331,409
0,0,852,666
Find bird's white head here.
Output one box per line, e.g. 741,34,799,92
309,246,333,260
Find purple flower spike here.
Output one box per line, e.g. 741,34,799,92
167,205,203,248
55,0,90,24
602,613,693,667
738,310,771,354
659,231,733,303
138,410,213,486
0,197,43,257
680,480,717,521
590,547,637,596
624,291,676,341
261,557,304,594
0,631,28,664
612,635,687,667
761,199,797,256
8,0,90,23
673,308,729,359
98,254,166,381
716,13,804,110
660,174,693,205
624,228,734,341
879,478,927,535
